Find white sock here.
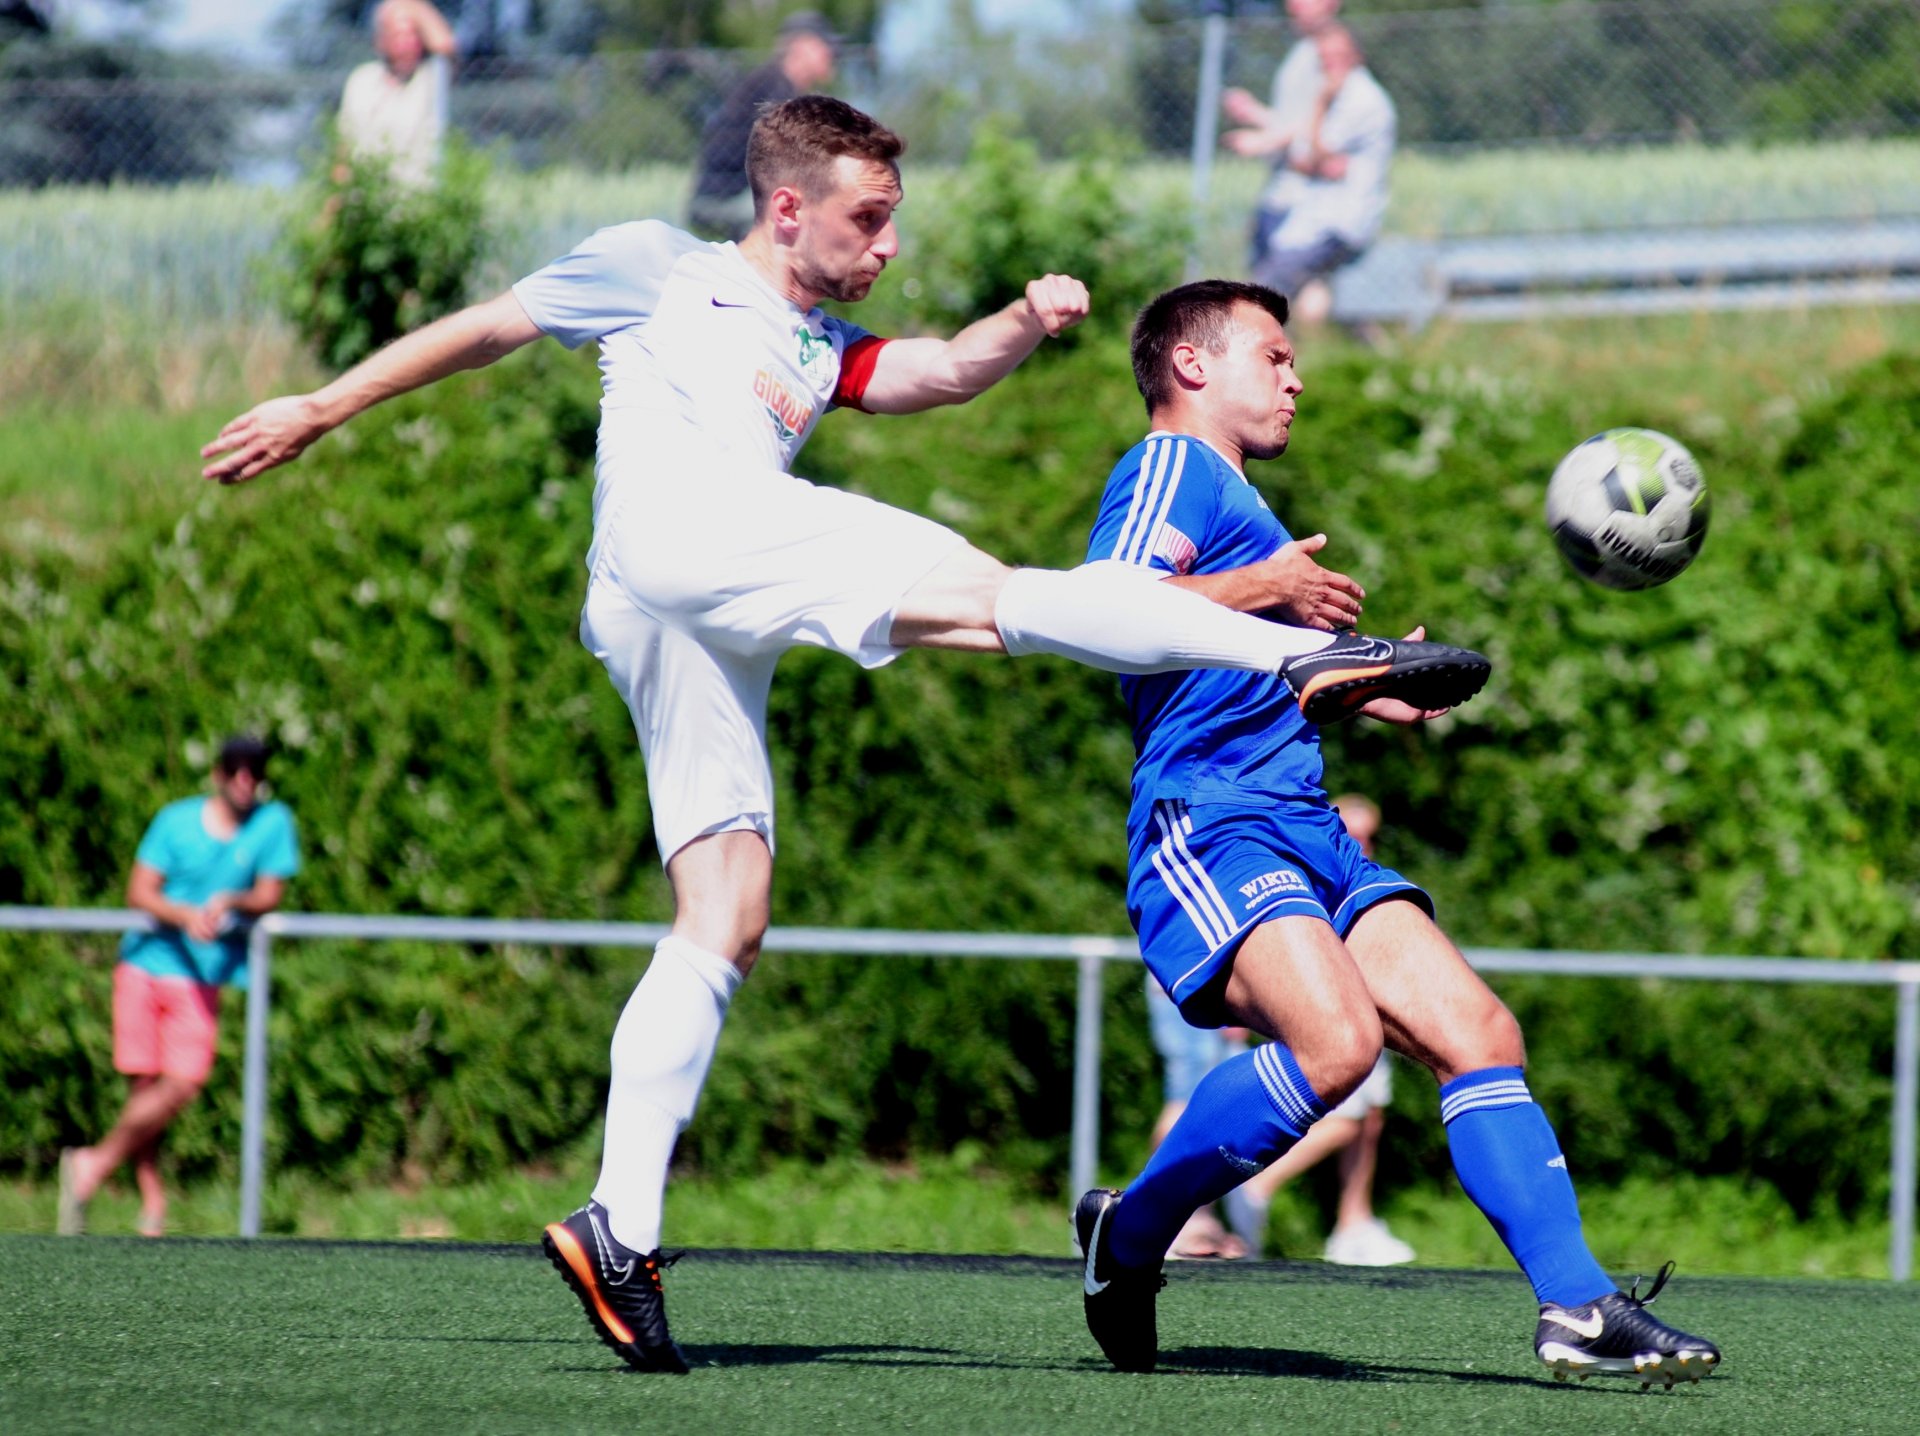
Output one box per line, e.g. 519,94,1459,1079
993,561,1334,674
592,935,742,1253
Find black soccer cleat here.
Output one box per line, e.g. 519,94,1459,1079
1534,1262,1721,1390
1278,632,1491,725
542,1201,691,1374
1073,1188,1165,1374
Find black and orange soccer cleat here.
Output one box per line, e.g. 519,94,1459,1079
542,1201,690,1373
1278,632,1491,725
1534,1262,1721,1390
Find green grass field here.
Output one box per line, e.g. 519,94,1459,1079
3,1235,1915,1434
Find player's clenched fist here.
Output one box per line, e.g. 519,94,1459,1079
1024,274,1091,337
201,394,327,485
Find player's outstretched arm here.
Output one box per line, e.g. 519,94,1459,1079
1170,533,1365,631
857,274,1089,415
200,290,544,484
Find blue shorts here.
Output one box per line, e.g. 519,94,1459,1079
1129,795,1432,1024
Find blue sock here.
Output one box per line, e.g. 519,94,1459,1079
1109,1043,1327,1268
1442,1066,1614,1308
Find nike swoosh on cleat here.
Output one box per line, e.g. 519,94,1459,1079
1083,1204,1112,1296
1541,1307,1606,1340
588,1209,638,1286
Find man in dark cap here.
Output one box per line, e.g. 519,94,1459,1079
688,11,841,240
58,736,300,1237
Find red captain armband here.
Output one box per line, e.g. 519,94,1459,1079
834,335,891,412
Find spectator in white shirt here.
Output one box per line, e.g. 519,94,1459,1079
338,0,458,192
1224,18,1394,326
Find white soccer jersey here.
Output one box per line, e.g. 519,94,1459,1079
512,221,887,478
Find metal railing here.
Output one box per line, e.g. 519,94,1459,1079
6,904,1916,1279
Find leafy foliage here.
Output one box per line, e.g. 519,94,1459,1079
1,328,1916,1217
862,120,1188,338
276,135,494,371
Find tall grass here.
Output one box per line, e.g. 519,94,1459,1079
7,137,1919,332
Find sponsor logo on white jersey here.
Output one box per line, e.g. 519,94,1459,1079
753,367,815,442
1239,868,1309,905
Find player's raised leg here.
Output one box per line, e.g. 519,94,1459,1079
889,545,1489,723
1346,899,1722,1386
1078,916,1383,1372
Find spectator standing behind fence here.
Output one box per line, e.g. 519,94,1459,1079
687,11,840,241
338,0,459,191
57,737,300,1238
1223,9,1394,327
1218,794,1416,1265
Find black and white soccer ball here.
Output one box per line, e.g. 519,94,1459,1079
1545,427,1710,590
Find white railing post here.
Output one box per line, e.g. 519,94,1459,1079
1070,949,1106,1204
1891,980,1918,1282
239,920,274,1239
1187,2,1230,281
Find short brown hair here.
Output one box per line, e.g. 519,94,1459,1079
746,95,905,217
1130,280,1290,415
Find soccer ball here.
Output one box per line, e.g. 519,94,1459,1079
1545,427,1710,590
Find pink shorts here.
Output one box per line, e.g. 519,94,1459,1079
112,964,221,1085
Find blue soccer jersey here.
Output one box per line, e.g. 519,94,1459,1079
1084,431,1325,826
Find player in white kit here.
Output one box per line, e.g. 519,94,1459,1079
203,96,1489,1371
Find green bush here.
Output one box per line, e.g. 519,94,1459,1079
1,335,1915,1216
276,135,494,371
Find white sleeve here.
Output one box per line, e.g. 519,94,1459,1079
510,221,710,350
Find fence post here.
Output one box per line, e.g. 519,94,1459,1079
1187,1,1230,281
1070,950,1105,1205
239,921,274,1239
1892,979,1918,1281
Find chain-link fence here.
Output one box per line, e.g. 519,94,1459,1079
4,1,1919,321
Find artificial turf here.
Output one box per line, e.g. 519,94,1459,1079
3,1235,1915,1434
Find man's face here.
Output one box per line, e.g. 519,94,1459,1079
376,9,425,77
789,156,902,304
784,34,837,91
215,763,264,818
1200,302,1302,462
1287,0,1341,36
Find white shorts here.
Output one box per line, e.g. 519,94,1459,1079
580,444,967,864
1328,1051,1395,1121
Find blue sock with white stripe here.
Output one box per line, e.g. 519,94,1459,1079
1442,1066,1613,1308
1108,1043,1326,1268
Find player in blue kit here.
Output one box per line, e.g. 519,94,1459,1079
1074,280,1721,1387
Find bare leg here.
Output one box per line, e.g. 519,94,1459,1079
133,1132,166,1236
1332,1106,1386,1233
71,1074,203,1202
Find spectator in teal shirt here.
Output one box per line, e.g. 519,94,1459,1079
59,736,300,1236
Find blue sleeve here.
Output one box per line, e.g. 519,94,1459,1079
511,221,709,350
256,804,301,880
1085,436,1221,576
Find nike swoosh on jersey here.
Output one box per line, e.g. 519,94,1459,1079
1083,1204,1113,1296
1541,1306,1606,1340
710,297,753,308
